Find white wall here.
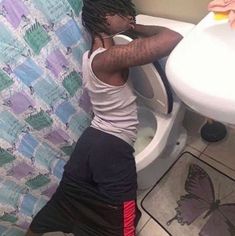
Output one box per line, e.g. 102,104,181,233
133,0,212,24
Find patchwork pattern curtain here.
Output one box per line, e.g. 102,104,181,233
0,0,91,235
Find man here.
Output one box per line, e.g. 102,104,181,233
26,0,182,235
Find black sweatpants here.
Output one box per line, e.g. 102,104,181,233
29,127,141,235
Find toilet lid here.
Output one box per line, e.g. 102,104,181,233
113,34,173,114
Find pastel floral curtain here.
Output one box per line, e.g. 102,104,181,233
0,0,91,234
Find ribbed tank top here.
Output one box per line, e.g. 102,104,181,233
82,48,138,146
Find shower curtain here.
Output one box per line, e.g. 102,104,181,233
0,0,91,234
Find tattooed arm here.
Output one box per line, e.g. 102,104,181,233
92,24,183,73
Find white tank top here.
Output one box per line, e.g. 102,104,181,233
82,48,138,146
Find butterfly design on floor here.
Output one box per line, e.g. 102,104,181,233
167,164,235,236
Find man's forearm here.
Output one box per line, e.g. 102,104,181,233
124,24,164,39
126,24,183,40
133,24,168,37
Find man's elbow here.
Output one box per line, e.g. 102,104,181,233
166,29,183,44
174,32,183,44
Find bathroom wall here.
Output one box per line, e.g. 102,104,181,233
133,0,212,24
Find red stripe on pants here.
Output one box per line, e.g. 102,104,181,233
123,200,136,236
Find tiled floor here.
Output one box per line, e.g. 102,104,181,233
137,109,235,235
43,109,235,236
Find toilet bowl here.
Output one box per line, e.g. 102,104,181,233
114,15,195,189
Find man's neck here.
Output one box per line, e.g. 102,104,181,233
93,35,114,50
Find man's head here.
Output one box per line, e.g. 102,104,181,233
82,0,136,38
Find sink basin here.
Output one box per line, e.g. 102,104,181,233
166,12,235,124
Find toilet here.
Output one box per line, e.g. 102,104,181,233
114,15,195,189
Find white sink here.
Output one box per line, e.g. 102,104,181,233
166,12,235,125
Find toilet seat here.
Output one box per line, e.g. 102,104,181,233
113,34,173,115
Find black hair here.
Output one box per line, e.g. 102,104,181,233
82,0,136,38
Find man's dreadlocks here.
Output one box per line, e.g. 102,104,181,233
82,0,136,38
